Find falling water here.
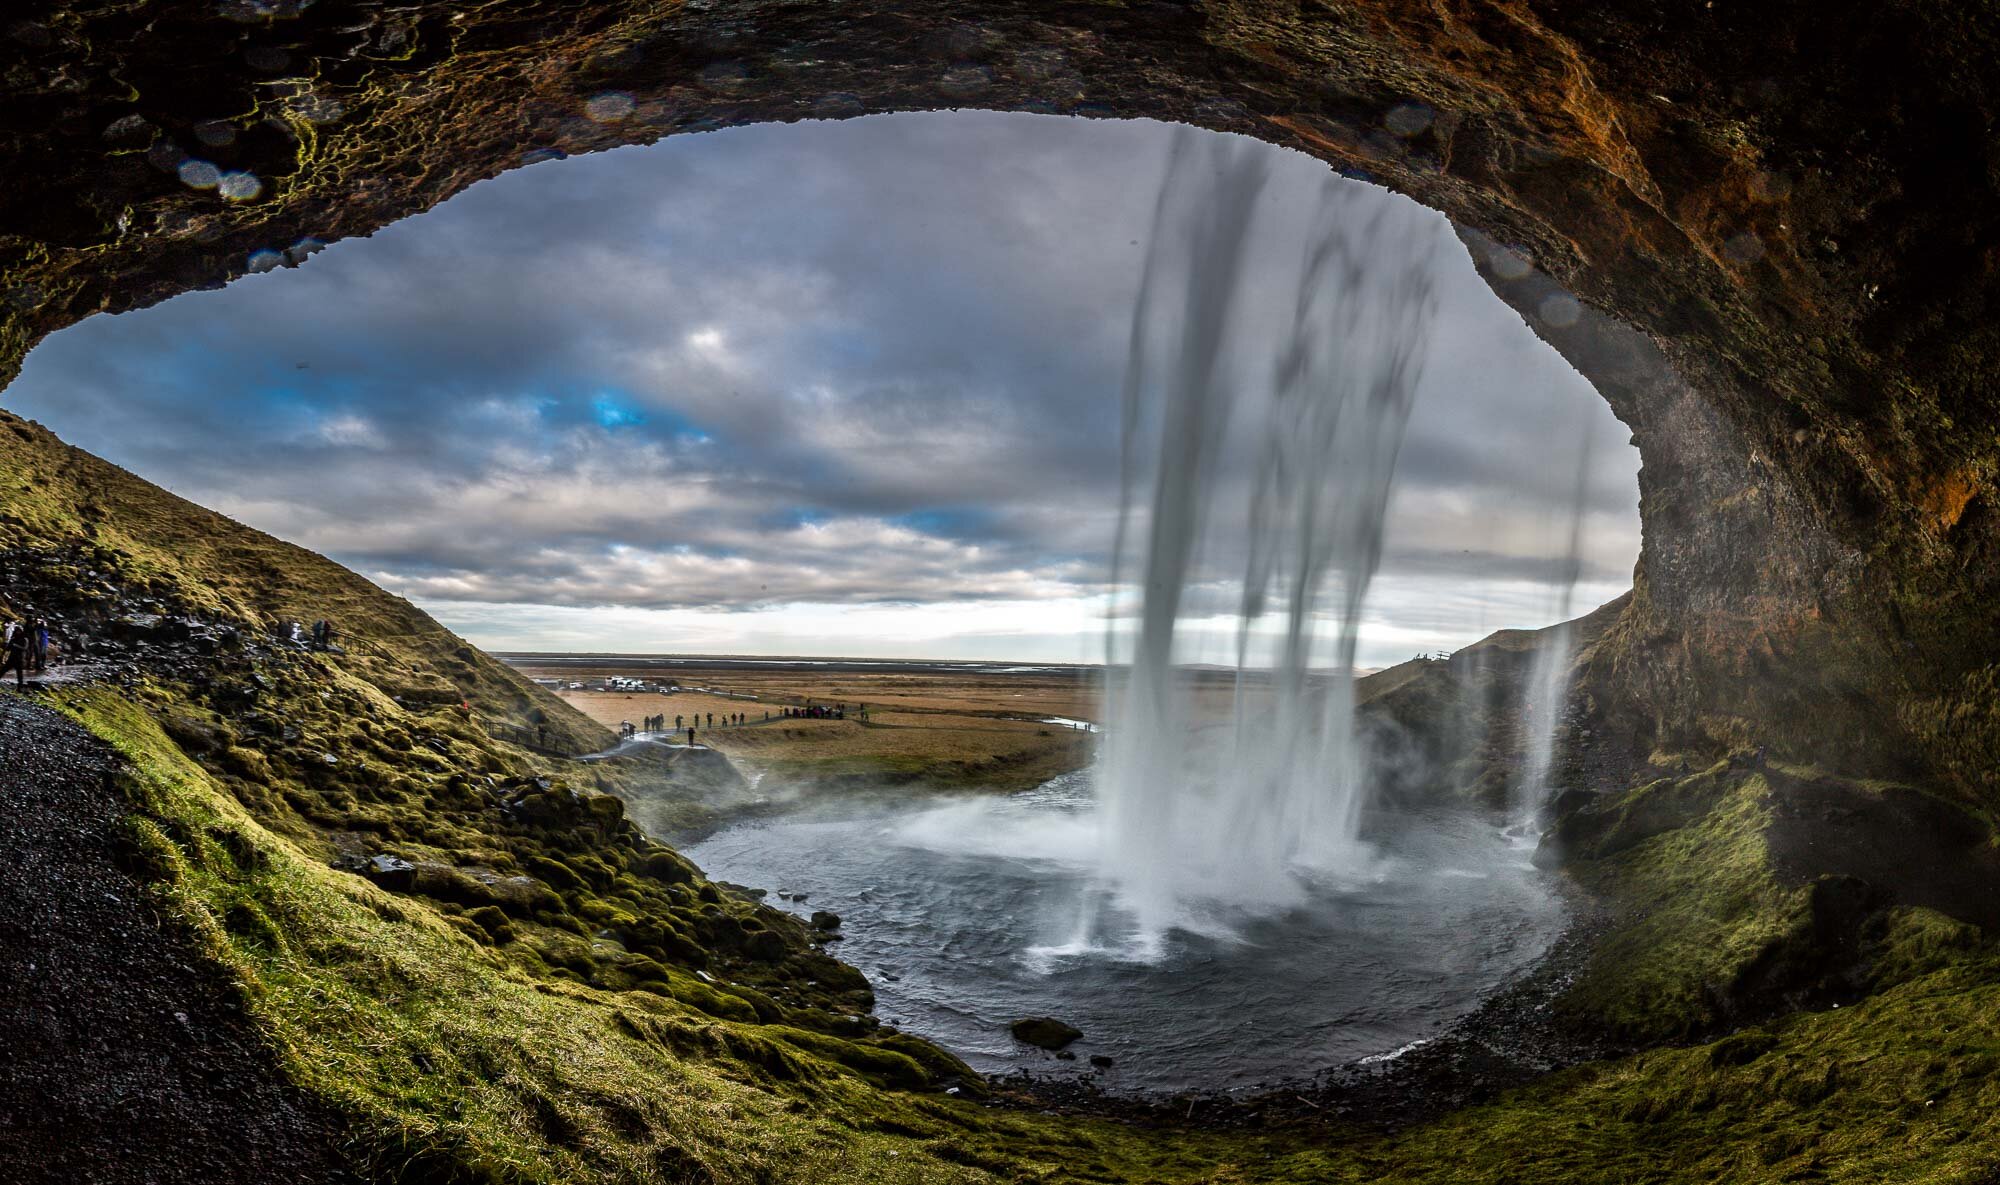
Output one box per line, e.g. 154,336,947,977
1089,130,1445,945
1515,415,1597,820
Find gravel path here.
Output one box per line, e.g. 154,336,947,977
0,693,353,1183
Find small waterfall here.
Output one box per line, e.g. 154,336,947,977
1515,415,1597,820
1089,129,1445,944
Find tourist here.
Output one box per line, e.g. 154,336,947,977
675,714,683,731
2,623,27,689
29,619,48,671
706,713,713,728
686,726,695,746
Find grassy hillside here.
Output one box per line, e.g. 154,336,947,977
0,409,609,755
6,407,2000,1183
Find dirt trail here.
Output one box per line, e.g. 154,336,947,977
0,694,352,1184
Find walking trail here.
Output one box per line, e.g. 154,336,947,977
0,693,352,1184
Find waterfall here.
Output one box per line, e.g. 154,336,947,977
1089,129,1445,945
1515,415,1597,820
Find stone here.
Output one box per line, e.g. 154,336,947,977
810,911,841,931
359,853,416,892
1009,1017,1082,1051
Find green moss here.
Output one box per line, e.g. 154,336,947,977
1561,775,1807,1040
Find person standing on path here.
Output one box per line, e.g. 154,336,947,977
2,622,28,689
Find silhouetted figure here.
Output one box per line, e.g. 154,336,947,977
686,727,695,746
28,619,47,672
706,713,713,728
675,714,683,731
2,623,28,689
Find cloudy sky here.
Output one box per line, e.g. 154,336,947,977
4,113,1639,667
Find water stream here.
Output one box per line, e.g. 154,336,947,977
1515,415,1599,820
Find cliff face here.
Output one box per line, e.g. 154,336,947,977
3,0,1995,794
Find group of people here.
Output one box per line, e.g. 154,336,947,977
609,711,762,748
673,711,749,731
611,702,872,747
1,618,59,689
282,619,340,650
629,712,746,734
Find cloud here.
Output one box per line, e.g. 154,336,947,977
3,112,1639,663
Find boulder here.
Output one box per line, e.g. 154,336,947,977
334,852,413,892
810,911,841,931
1009,1016,1082,1051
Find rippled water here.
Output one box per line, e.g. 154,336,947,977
684,772,1564,1095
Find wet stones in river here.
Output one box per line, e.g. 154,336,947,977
810,910,841,932
1010,1016,1083,1051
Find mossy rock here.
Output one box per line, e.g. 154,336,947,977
1009,1017,1082,1051
466,905,515,944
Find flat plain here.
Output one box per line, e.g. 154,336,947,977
502,656,1103,794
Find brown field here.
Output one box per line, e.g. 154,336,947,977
504,657,1104,794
